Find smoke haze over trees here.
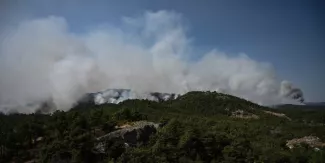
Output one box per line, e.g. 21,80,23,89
0,11,304,113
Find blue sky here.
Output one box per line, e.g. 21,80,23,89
2,0,325,102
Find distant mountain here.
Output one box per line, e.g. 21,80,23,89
304,102,325,106
272,102,325,109
76,90,283,119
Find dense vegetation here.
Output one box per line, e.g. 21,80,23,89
1,91,325,163
277,104,325,124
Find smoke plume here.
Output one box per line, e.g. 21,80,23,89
0,10,304,113
280,81,305,103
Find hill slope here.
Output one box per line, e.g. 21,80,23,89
1,91,325,163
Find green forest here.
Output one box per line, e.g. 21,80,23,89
1,91,325,163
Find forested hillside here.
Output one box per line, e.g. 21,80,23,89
1,91,325,163
277,104,325,125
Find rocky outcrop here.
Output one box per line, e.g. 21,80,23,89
94,121,161,153
231,110,259,119
263,111,291,120
286,136,325,149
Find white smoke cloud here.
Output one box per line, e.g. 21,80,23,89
0,10,303,113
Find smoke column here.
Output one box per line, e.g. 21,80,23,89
0,11,304,113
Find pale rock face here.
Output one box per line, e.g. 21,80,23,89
286,136,325,149
94,121,161,153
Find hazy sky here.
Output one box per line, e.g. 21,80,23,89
1,0,324,102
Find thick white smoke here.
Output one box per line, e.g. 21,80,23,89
0,10,303,113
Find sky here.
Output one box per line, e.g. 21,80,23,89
0,0,324,106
